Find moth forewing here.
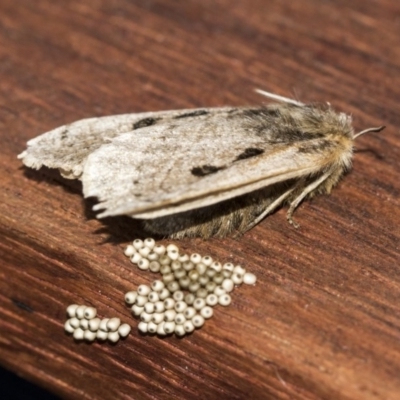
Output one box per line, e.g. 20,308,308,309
94,164,321,219
18,108,230,179
85,134,330,219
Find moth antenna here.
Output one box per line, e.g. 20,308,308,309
255,89,305,107
354,125,385,139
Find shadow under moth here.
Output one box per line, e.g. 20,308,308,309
18,90,384,238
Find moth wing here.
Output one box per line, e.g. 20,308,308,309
82,114,326,219
18,108,227,178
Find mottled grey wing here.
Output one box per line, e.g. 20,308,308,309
84,111,324,219
18,108,228,178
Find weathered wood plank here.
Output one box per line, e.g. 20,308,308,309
0,1,399,399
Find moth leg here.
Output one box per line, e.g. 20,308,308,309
239,186,296,235
287,171,332,228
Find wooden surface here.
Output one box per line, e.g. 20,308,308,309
1,1,399,399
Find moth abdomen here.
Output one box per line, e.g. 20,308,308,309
143,182,293,239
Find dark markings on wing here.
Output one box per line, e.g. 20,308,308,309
241,108,280,118
234,147,264,161
268,129,326,144
174,110,209,119
288,130,326,141
297,140,332,153
191,164,225,176
61,129,68,140
239,106,330,145
133,117,160,130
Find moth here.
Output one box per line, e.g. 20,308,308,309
18,90,384,238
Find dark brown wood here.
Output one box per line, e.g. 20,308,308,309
1,1,399,399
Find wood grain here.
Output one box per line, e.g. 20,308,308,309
1,1,399,399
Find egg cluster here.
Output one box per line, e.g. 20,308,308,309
124,238,257,337
64,304,131,343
